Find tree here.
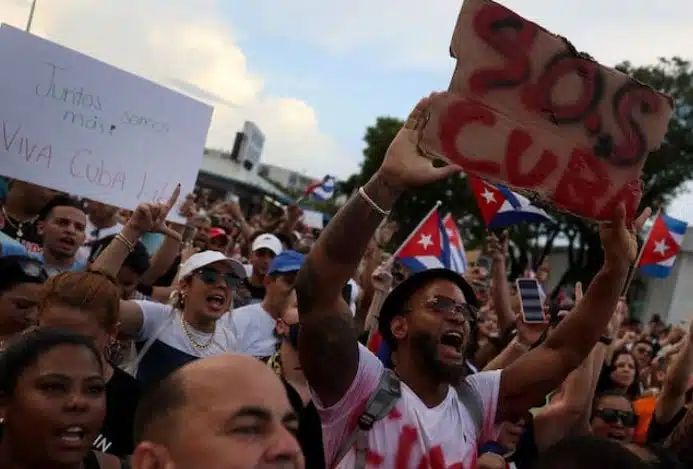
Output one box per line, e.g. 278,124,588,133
549,57,693,299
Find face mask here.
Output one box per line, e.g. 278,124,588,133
288,323,300,348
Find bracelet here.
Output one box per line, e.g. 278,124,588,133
114,233,136,252
358,186,391,217
599,336,613,345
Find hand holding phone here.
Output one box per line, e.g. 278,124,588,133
516,278,545,324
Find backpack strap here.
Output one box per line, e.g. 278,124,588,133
455,380,484,439
333,369,401,469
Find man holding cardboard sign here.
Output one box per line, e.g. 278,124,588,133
418,0,673,222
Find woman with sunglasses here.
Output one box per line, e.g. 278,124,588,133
0,328,125,469
89,190,246,388
0,256,48,347
591,391,639,442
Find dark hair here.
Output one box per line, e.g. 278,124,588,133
378,268,479,350
633,339,658,357
37,195,84,221
0,328,102,396
597,349,641,400
532,435,650,469
89,235,150,275
133,371,187,444
0,256,48,293
591,390,635,421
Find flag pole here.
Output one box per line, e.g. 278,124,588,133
388,200,443,264
621,207,660,296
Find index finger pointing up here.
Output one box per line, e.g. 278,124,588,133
165,184,182,212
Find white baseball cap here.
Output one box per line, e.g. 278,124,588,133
251,233,283,255
178,250,247,280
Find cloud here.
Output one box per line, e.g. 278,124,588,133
0,0,357,179
252,0,693,70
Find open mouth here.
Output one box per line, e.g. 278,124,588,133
206,294,226,309
439,331,465,358
57,425,86,447
58,237,76,248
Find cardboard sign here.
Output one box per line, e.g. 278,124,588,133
418,0,673,221
0,25,213,221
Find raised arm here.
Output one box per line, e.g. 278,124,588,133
295,94,461,406
495,205,650,422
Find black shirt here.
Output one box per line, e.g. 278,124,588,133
94,366,141,457
647,406,687,443
0,209,42,253
235,278,266,307
281,377,324,469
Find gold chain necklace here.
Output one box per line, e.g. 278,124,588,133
180,315,215,350
1,206,37,239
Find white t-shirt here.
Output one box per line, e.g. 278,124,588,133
226,302,278,358
316,344,501,469
133,300,238,386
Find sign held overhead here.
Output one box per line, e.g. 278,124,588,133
418,0,673,221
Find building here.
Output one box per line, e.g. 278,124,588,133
258,163,315,193
195,149,290,205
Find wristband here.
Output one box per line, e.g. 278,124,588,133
599,336,613,345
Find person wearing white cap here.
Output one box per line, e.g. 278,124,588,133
89,189,247,388
238,232,284,306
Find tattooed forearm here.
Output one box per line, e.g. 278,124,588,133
299,310,360,404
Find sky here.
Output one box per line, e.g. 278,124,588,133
2,0,693,221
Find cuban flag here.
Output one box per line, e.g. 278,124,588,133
304,176,336,201
442,213,467,274
394,207,450,273
638,213,688,278
468,175,553,228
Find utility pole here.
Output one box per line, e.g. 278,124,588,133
26,0,38,32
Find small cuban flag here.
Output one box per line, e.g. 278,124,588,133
394,204,450,273
638,213,688,278
304,175,336,201
442,213,467,274
468,175,553,229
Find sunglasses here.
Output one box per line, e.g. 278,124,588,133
195,268,242,288
595,408,638,427
424,296,477,322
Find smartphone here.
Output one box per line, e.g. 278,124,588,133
516,278,545,323
182,226,198,245
476,255,492,271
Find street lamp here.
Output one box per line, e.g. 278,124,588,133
25,0,37,32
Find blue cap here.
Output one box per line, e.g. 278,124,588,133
268,250,305,275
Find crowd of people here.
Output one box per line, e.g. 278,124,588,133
0,95,691,469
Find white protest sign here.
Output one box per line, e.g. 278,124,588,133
0,24,213,220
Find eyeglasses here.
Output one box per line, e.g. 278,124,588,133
595,408,638,427
195,268,242,288
423,296,477,321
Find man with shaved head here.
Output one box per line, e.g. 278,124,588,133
132,353,304,469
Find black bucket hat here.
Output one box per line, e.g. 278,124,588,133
378,268,479,347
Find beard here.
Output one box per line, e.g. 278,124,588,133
410,330,466,384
